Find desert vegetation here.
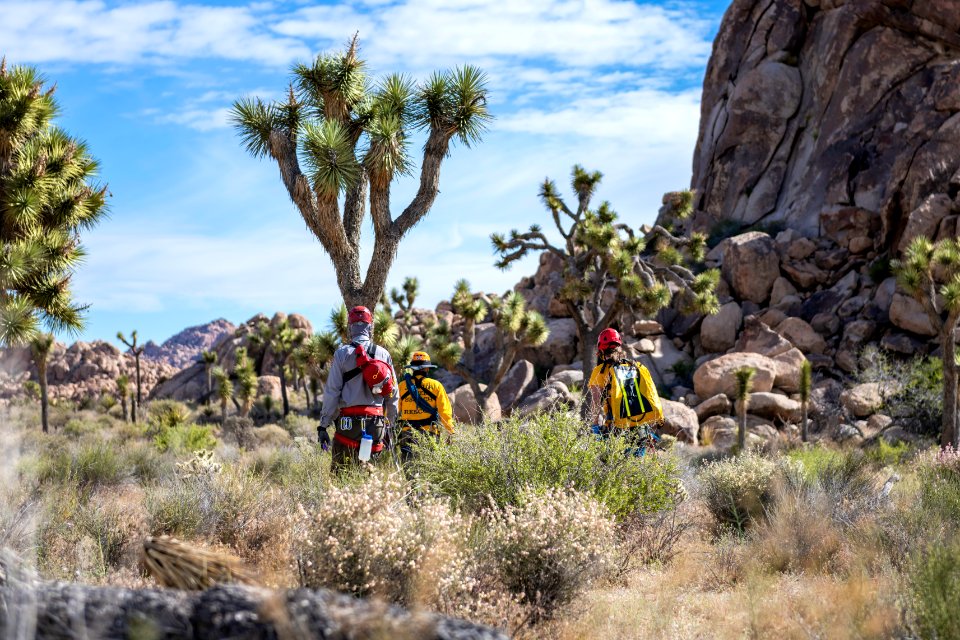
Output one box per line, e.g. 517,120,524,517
2,380,958,639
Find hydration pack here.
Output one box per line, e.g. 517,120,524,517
344,342,395,397
602,360,663,428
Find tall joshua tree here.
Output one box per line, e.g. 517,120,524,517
735,366,756,453
29,332,54,432
266,318,304,417
201,350,217,405
0,59,108,345
117,330,144,422
428,280,548,409
391,276,420,326
892,236,960,448
233,347,258,419
231,36,491,309
493,166,718,377
116,373,129,422
212,366,232,425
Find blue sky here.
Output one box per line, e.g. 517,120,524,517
1,0,731,346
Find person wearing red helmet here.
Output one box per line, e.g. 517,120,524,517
586,327,664,455
319,305,399,473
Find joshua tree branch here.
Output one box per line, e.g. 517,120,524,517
392,129,451,237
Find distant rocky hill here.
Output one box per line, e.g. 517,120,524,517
141,319,236,369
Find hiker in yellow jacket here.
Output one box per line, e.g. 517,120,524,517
397,351,454,462
587,328,664,455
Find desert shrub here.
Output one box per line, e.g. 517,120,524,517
73,500,138,573
246,448,297,481
36,442,126,487
912,447,960,536
485,486,617,616
281,413,314,438
865,438,914,466
147,400,192,430
146,465,286,555
295,473,471,606
99,393,117,413
62,418,101,438
250,424,293,448
909,538,960,640
23,380,40,400
786,446,849,480
153,423,217,454
699,452,778,533
409,410,682,518
859,347,941,437
280,445,331,506
616,506,693,573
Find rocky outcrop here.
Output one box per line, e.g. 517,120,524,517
142,319,236,369
0,340,176,403
691,0,960,252
0,578,505,640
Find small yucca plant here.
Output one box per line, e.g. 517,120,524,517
799,360,812,442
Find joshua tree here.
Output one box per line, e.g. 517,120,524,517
116,374,130,422
117,330,144,422
211,366,232,425
428,280,548,409
391,276,420,326
735,366,756,453
267,319,305,417
297,331,339,415
492,167,718,378
799,360,812,442
893,236,960,448
0,59,108,345
29,332,54,432
233,347,258,419
230,36,491,309
201,351,217,405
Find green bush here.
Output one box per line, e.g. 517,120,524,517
865,438,913,466
153,423,217,454
909,538,960,640
859,347,942,437
409,410,682,518
36,442,126,487
148,400,192,430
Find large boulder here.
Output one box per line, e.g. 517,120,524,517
648,336,692,387
771,348,806,393
776,317,826,355
451,385,502,424
890,293,937,337
517,318,578,370
514,384,569,418
720,232,781,304
692,352,779,399
496,359,538,411
747,391,801,423
699,301,743,353
734,317,793,357
257,376,283,402
695,393,733,422
840,383,887,418
660,399,699,444
689,0,960,250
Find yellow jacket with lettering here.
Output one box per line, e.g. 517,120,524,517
398,373,455,435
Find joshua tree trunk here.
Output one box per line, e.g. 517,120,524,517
942,326,959,449
121,396,128,422
737,399,747,451
278,366,290,417
38,362,49,433
206,368,213,405
801,401,809,443
221,397,228,425
133,354,142,423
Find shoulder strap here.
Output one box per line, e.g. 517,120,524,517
403,372,438,419
342,342,366,384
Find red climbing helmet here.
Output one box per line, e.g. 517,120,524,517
348,306,372,324
597,328,622,351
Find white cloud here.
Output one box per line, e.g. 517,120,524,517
156,106,233,131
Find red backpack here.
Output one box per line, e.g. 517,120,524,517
346,342,395,397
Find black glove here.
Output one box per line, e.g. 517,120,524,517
318,426,331,451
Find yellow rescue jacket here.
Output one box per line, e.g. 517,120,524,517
588,359,664,430
398,374,455,435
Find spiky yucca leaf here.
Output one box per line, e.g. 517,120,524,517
301,120,361,196
330,304,348,341
390,334,423,369
941,273,960,313
142,536,256,590
229,97,276,158
373,309,399,347
211,366,232,403
734,366,756,404
364,113,411,181
518,310,549,347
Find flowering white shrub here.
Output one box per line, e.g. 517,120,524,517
486,486,617,615
294,473,472,607
699,452,780,531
